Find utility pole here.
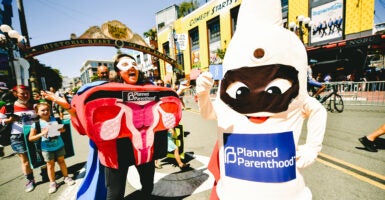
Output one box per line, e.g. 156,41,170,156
16,0,38,92
16,0,30,47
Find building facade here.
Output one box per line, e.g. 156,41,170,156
0,0,30,88
157,0,385,82
79,60,114,84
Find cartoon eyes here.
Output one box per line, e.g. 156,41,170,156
226,78,292,99
226,82,250,99
264,78,292,94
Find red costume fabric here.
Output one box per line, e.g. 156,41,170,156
71,82,182,169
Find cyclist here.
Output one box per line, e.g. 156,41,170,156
307,65,326,99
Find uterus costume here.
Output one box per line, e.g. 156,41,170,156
70,82,182,168
196,0,327,199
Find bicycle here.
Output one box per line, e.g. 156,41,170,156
309,83,344,113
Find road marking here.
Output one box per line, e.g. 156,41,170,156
318,152,385,190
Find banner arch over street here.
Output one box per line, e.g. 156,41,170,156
23,38,179,68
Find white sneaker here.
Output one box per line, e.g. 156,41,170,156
64,176,75,186
25,180,35,193
48,182,57,194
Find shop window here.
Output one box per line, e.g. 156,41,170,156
189,27,199,51
230,5,240,36
177,53,184,66
163,42,170,56
207,17,220,43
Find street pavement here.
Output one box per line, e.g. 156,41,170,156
0,95,384,200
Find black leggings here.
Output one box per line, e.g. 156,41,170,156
105,138,155,200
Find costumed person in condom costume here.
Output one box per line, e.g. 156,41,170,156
196,0,327,199
42,54,182,199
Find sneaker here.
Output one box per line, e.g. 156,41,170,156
359,136,377,152
178,163,190,170
48,182,57,194
25,180,35,193
64,176,75,186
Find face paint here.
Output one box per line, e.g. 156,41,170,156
116,57,139,71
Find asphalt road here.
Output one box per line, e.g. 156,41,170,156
0,96,384,200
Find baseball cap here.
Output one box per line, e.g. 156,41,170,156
0,82,8,90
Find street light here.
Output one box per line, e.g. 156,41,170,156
288,15,312,44
0,24,26,87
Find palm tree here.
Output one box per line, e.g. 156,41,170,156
143,28,158,49
178,0,199,17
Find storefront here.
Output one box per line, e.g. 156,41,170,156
307,33,385,81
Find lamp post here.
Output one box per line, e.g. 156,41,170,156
289,15,312,44
0,24,26,88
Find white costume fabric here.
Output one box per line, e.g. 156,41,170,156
196,0,327,199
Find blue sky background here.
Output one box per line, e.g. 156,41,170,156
8,0,385,78
10,0,187,78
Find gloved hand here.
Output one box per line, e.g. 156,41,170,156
196,72,214,94
296,145,318,169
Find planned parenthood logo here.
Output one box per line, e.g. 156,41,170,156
122,91,158,102
223,131,296,183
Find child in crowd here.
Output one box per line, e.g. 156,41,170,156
29,102,75,194
155,128,189,169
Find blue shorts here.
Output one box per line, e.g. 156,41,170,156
308,79,323,87
10,133,27,154
42,147,66,162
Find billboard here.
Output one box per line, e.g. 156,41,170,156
310,0,343,44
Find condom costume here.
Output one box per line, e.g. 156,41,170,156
73,81,182,199
196,0,327,199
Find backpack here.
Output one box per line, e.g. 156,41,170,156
0,103,14,146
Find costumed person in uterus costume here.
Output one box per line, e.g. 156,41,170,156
42,54,182,200
196,0,327,199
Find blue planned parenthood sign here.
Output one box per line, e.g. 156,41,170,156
223,131,296,183
209,64,223,80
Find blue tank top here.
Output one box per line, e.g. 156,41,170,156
32,118,64,152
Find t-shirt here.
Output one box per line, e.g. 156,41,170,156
32,117,64,152
0,103,37,135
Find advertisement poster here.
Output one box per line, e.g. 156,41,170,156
191,50,201,68
209,40,222,65
311,0,343,44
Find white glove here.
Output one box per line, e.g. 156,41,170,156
196,72,214,94
296,145,318,169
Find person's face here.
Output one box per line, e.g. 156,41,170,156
97,66,109,80
33,92,40,100
37,105,50,118
117,56,139,84
156,80,164,87
16,88,30,101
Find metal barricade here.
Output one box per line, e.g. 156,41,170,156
326,81,385,106
184,81,385,106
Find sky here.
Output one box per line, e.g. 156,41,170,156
10,0,188,78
